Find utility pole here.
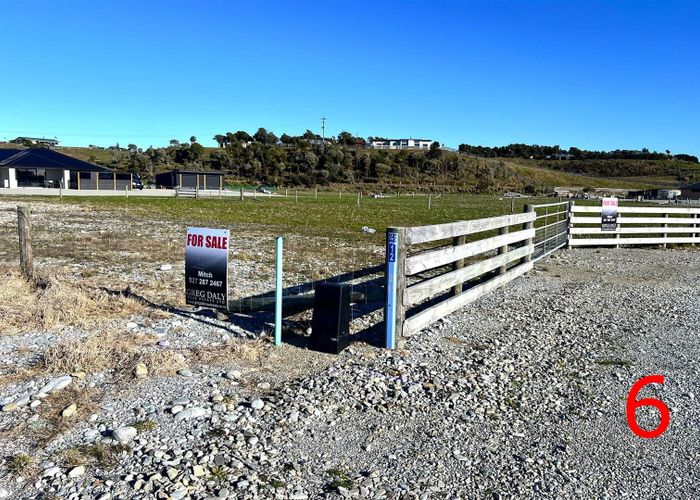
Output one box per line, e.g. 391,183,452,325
321,116,327,142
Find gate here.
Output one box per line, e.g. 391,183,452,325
528,201,570,262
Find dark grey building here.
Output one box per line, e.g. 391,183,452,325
155,169,225,190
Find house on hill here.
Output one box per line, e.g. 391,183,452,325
369,138,433,150
10,137,59,148
0,148,132,190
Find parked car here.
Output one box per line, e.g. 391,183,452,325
132,174,144,190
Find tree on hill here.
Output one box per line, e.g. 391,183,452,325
190,136,197,144
169,139,180,147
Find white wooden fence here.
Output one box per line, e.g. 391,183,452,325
384,212,535,346
569,204,700,247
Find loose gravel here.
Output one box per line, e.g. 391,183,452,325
1,243,700,499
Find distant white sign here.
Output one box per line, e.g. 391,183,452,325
185,227,229,309
601,197,618,232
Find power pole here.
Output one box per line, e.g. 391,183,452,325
321,116,327,142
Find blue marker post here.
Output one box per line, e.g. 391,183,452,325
385,229,399,349
274,236,283,346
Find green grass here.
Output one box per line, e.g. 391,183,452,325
9,193,558,243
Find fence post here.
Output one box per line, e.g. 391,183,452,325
428,193,432,210
239,187,244,201
17,206,33,279
274,236,283,346
567,201,575,249
452,235,466,295
523,204,534,263
498,225,509,273
663,213,668,248
385,227,406,349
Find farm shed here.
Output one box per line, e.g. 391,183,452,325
0,147,131,190
680,182,700,200
155,169,224,190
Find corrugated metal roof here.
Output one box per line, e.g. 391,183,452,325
0,148,113,172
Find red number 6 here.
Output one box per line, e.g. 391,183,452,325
626,374,670,439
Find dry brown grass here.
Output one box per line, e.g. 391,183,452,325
0,266,146,334
35,386,102,445
39,330,187,377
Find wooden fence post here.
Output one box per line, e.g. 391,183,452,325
498,225,509,273
524,204,534,263
17,206,33,278
385,227,407,349
663,213,668,248
566,201,575,249
239,187,244,201
452,235,466,295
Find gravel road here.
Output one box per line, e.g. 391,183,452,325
1,247,699,499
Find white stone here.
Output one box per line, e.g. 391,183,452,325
175,407,207,421
68,465,85,478
43,467,61,477
112,426,137,443
37,376,73,397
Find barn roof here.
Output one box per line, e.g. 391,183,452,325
0,148,113,172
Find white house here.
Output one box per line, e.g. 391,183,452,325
370,138,434,150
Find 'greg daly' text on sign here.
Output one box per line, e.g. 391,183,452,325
185,227,230,309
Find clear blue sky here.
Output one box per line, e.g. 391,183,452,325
1,0,698,154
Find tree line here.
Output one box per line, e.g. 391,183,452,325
458,142,699,163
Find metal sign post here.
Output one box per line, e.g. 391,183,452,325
274,236,283,346
385,230,399,349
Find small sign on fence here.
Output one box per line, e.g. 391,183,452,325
601,197,618,231
185,227,230,309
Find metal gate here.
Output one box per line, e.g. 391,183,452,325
529,201,570,261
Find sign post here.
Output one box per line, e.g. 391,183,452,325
274,236,283,346
185,227,230,310
385,230,398,349
601,197,619,232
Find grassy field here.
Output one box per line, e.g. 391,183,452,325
7,193,558,243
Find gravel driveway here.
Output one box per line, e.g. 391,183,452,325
1,247,699,499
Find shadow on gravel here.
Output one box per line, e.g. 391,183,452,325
98,263,388,349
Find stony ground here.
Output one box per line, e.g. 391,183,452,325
0,199,699,498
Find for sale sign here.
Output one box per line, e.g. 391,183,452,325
601,197,618,232
185,227,229,309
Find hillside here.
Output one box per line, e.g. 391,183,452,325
0,142,676,192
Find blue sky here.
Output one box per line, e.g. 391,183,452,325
1,0,698,154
